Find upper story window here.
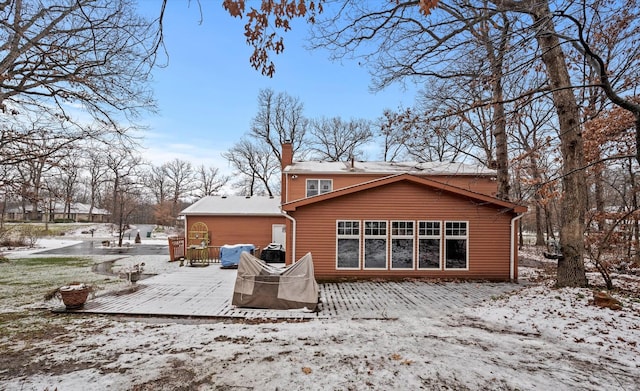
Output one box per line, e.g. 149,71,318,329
306,179,332,197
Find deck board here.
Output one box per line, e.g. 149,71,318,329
69,264,522,320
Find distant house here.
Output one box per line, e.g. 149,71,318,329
3,202,110,223
47,202,110,223
180,142,526,281
2,205,39,222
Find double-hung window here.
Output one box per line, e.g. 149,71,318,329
364,221,387,269
418,221,441,269
391,221,414,269
336,220,360,269
445,221,468,269
306,179,332,197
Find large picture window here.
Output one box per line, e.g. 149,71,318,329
307,179,332,197
418,221,441,269
391,221,414,269
364,221,387,269
445,221,468,269
337,220,360,269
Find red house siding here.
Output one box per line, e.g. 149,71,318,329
185,215,285,249
287,181,517,281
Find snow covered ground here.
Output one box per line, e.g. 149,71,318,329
0,225,638,390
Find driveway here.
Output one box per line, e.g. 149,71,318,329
36,240,169,256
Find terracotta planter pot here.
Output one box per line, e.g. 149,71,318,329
59,285,90,309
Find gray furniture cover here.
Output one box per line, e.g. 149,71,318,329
232,252,319,311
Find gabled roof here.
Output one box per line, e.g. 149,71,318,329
180,195,282,216
282,173,527,213
284,161,495,176
64,203,110,215
4,202,110,215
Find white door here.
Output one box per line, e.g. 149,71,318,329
272,224,286,249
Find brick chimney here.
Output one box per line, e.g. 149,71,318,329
281,140,293,169
281,141,293,204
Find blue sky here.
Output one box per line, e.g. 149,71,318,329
136,2,417,172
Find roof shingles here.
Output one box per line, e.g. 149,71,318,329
180,195,282,216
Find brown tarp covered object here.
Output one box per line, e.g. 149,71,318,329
232,252,319,311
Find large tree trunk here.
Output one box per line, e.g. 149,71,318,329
628,158,640,264
111,176,119,224
492,78,510,200
545,206,555,241
535,204,545,246
593,162,605,231
532,4,588,287
529,155,546,246
474,13,510,200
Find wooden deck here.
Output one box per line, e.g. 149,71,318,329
69,265,522,320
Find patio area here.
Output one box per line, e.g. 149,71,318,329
68,263,524,320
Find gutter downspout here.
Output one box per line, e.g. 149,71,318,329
285,173,289,203
282,210,296,264
183,215,188,254
510,213,525,282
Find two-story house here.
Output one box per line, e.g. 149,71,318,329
181,142,526,281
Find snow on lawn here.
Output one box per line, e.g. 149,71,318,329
3,293,638,390
0,238,638,390
1,237,84,257
470,284,639,367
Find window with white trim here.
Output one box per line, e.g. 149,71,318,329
445,221,468,269
391,221,414,269
306,179,332,197
364,221,387,269
418,221,441,269
336,220,360,269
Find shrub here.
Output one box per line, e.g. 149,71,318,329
53,218,75,223
17,224,45,248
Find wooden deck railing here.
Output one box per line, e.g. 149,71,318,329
186,246,261,266
185,246,221,265
168,238,261,266
167,237,185,261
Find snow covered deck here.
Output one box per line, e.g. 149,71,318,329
67,265,522,320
